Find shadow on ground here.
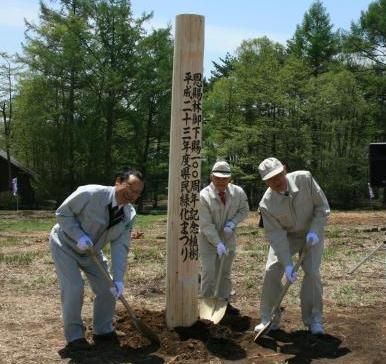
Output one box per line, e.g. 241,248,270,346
256,329,350,363
58,341,162,364
174,313,251,361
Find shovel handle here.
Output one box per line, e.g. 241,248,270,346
269,245,309,320
348,241,386,274
87,250,138,317
87,250,136,315
254,245,311,342
86,249,160,344
213,255,225,298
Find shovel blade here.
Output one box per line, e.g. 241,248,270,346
133,317,160,344
199,297,227,324
254,321,272,342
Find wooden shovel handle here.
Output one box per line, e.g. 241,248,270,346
270,245,310,319
348,241,386,274
213,255,225,298
86,248,160,344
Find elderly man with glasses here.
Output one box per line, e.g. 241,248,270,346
49,169,144,351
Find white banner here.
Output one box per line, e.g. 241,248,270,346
11,177,18,196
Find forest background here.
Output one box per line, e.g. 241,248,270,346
1,0,386,210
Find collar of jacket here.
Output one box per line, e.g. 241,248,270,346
209,182,232,199
101,186,134,220
270,175,299,199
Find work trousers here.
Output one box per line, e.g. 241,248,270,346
199,241,235,300
260,240,324,326
49,237,116,343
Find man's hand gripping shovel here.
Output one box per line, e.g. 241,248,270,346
254,245,310,342
86,247,160,345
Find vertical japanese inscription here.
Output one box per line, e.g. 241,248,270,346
179,72,202,262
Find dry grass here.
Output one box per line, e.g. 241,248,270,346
0,210,385,363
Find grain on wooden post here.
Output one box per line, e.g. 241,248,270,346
166,14,205,328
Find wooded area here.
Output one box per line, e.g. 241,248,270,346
1,0,386,209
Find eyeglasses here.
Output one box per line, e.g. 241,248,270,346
121,181,143,196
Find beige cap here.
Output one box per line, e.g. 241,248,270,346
211,161,231,177
258,157,284,180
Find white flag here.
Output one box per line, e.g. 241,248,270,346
11,177,18,196
368,182,374,199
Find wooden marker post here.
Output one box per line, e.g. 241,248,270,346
166,14,205,328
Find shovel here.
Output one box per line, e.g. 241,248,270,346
254,245,309,342
348,240,386,274
198,255,228,324
87,248,160,344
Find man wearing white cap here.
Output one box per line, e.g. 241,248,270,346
198,160,249,315
255,157,330,335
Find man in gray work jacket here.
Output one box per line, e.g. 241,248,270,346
49,169,144,351
255,157,330,335
198,161,249,315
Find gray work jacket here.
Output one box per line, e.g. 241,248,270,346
198,182,249,251
50,184,136,282
259,171,330,266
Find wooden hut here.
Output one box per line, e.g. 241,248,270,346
0,149,36,207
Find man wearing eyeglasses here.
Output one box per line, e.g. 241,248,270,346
49,169,144,352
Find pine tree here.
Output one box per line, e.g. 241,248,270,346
287,0,339,75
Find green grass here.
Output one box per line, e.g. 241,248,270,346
242,240,269,261
0,217,56,232
135,213,166,230
0,236,22,247
238,226,261,237
0,251,46,266
245,277,256,289
325,227,343,239
28,275,54,289
332,284,361,305
131,245,164,262
0,213,165,233
323,244,339,260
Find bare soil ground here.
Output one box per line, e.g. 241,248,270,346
0,210,385,364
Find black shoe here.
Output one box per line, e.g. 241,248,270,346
65,338,92,352
226,303,240,316
93,331,119,345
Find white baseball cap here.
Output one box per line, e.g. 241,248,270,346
211,161,231,178
258,157,284,181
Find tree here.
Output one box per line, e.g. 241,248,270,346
303,70,373,207
345,0,386,70
123,27,173,208
13,0,173,204
287,0,339,75
204,37,299,207
0,52,19,190
208,52,236,86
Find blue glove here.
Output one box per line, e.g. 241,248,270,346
216,242,228,257
110,281,124,299
306,231,320,246
77,235,93,251
225,220,236,230
285,264,297,283
223,220,236,238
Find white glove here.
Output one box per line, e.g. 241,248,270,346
216,242,228,257
285,264,297,283
223,220,235,238
110,281,124,299
77,235,93,251
306,231,320,246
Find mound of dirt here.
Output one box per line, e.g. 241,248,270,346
57,305,383,364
